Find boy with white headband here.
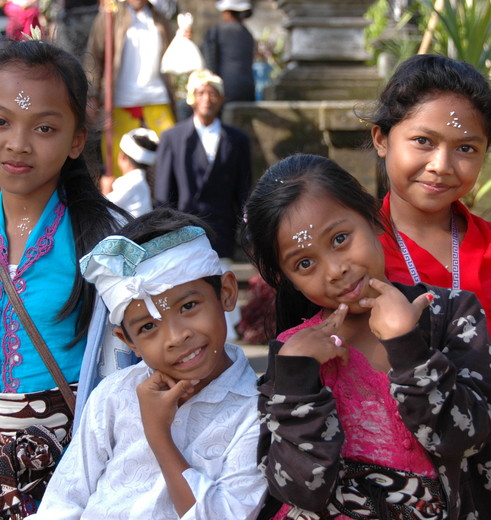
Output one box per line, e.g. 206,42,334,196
102,127,159,217
29,208,267,520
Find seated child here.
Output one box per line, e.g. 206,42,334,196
102,127,158,217
28,207,267,520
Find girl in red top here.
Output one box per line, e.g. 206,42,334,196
365,54,491,332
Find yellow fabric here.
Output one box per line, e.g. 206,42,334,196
102,104,175,177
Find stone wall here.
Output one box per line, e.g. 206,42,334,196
223,100,378,195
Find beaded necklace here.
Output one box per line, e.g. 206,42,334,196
392,213,460,290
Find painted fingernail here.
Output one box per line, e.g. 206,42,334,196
338,303,347,311
426,293,434,303
330,334,342,347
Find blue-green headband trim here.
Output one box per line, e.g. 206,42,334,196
80,226,206,277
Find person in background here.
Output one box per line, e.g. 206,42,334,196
102,127,157,218
52,0,99,58
83,0,175,179
153,69,251,341
201,0,255,103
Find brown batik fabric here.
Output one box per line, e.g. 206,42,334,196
0,386,75,519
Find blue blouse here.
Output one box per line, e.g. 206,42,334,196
0,190,86,393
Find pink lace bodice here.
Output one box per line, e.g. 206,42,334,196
277,312,436,478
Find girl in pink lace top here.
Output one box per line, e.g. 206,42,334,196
242,154,491,520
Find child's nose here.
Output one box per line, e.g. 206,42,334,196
164,320,193,348
6,128,31,155
323,257,348,282
427,147,453,175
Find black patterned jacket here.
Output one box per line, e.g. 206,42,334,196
257,283,491,520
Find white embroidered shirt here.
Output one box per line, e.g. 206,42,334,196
28,344,266,520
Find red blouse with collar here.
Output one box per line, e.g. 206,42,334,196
379,194,491,332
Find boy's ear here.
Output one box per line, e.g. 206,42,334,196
220,271,239,312
113,326,142,358
371,125,388,158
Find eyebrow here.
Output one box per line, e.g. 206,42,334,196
0,104,64,119
173,289,202,305
281,218,347,262
127,310,153,328
410,125,487,144
125,289,203,327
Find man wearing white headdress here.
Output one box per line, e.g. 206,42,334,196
154,69,251,341
29,207,267,520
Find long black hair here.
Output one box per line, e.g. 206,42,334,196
242,154,383,334
0,40,131,345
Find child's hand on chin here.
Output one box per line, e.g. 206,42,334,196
279,303,350,365
359,278,433,340
137,371,200,435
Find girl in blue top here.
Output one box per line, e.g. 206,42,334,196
0,39,128,518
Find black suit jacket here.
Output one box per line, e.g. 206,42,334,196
154,117,252,258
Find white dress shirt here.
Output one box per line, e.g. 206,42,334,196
28,344,266,520
106,168,153,217
194,116,221,163
114,5,169,107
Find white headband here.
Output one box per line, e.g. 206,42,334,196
120,128,159,166
80,227,223,325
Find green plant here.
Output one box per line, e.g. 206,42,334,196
423,0,491,76
364,0,390,63
255,27,285,79
364,0,427,73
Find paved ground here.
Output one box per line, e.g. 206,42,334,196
238,342,269,376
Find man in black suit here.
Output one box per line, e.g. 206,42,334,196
153,70,251,340
154,69,251,260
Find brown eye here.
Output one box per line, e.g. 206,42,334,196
139,322,155,334
297,259,313,271
333,233,347,246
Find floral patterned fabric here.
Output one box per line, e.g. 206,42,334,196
257,283,491,520
0,385,75,519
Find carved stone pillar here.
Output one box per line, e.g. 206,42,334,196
265,0,382,100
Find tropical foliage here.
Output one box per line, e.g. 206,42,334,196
425,0,491,77
365,0,491,78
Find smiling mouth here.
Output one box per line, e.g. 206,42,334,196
176,347,204,365
2,161,32,174
418,181,451,192
338,278,364,300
